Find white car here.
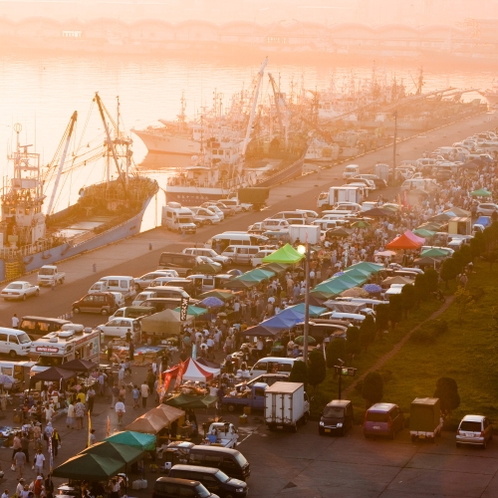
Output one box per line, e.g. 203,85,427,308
97,317,141,338
134,270,179,290
217,198,252,212
1,281,40,301
190,206,222,225
200,203,224,221
251,249,276,267
334,202,363,213
108,291,126,308
182,247,232,267
477,203,498,216
132,290,157,306
196,255,223,271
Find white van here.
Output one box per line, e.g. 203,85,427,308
161,202,197,234
326,311,366,325
90,276,137,300
0,328,33,358
221,245,262,265
262,219,290,231
208,233,268,253
400,178,438,192
342,164,360,179
249,357,302,378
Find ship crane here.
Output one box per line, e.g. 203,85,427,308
241,57,268,157
268,72,289,149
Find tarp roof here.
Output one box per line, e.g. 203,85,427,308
53,453,125,480
59,359,98,372
30,367,76,382
81,441,144,465
105,431,156,450
182,357,220,383
386,230,425,250
262,243,304,264
164,394,217,409
141,309,185,335
347,262,385,274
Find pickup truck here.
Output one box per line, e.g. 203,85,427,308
222,382,268,412
205,422,239,448
37,265,65,287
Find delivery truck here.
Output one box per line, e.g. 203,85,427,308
264,381,310,432
288,224,321,244
409,397,443,441
317,186,363,210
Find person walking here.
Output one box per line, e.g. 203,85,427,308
33,476,44,498
131,385,140,409
33,449,45,476
140,382,150,409
11,314,19,329
86,387,96,415
50,429,61,458
114,398,126,426
11,433,21,462
20,434,30,464
43,423,53,449
88,429,97,447
74,400,86,430
66,401,75,429
12,449,26,479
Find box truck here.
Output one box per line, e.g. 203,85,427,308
288,225,321,244
317,186,363,210
409,397,443,441
264,381,310,432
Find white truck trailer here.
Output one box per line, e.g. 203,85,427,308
288,224,321,244
317,186,363,210
264,381,310,432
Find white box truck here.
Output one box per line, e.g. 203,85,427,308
37,265,65,287
288,225,321,244
317,186,363,210
264,381,310,432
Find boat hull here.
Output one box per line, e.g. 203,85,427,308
0,196,154,281
132,129,201,156
164,186,228,205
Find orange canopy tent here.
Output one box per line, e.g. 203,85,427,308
386,230,425,250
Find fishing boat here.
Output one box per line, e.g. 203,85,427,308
0,94,158,281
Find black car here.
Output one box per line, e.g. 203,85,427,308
153,477,217,498
168,465,248,498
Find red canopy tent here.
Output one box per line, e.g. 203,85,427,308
386,230,425,250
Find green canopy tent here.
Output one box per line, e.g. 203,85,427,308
259,262,290,274
346,262,385,274
197,289,238,301
164,393,218,410
174,305,208,318
53,453,125,480
81,441,144,465
471,188,492,197
242,268,275,280
413,228,436,238
420,247,452,258
284,303,327,317
311,279,355,298
261,243,304,264
224,278,259,289
105,431,156,451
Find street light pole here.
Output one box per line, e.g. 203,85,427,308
303,243,310,364
392,109,398,182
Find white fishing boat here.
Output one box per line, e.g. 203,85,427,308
0,94,158,281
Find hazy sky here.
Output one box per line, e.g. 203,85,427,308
1,0,497,27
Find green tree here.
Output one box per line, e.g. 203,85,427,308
440,257,458,286
345,326,361,357
307,349,326,390
325,339,346,369
414,272,427,304
361,371,384,408
401,283,415,317
454,286,475,324
388,295,403,330
288,359,308,385
481,249,498,270
359,315,376,351
434,377,460,416
375,303,390,334
424,267,439,292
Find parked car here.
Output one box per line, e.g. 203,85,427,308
152,477,218,498
354,173,387,189
72,292,118,315
1,281,40,301
96,317,141,338
201,201,232,218
476,203,498,216
319,399,354,436
182,247,232,267
363,402,405,439
190,206,222,225
134,271,179,290
250,249,275,267
456,414,493,448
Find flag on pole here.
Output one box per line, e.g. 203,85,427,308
174,359,187,389
87,411,92,447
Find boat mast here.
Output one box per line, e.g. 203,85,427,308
93,92,127,189
241,57,268,156
46,111,77,216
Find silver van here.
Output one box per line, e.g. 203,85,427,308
0,328,32,358
90,276,137,300
221,245,261,265
249,357,302,378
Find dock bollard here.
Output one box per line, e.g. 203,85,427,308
93,263,97,272
149,243,153,251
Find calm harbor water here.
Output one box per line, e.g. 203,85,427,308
0,52,494,230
